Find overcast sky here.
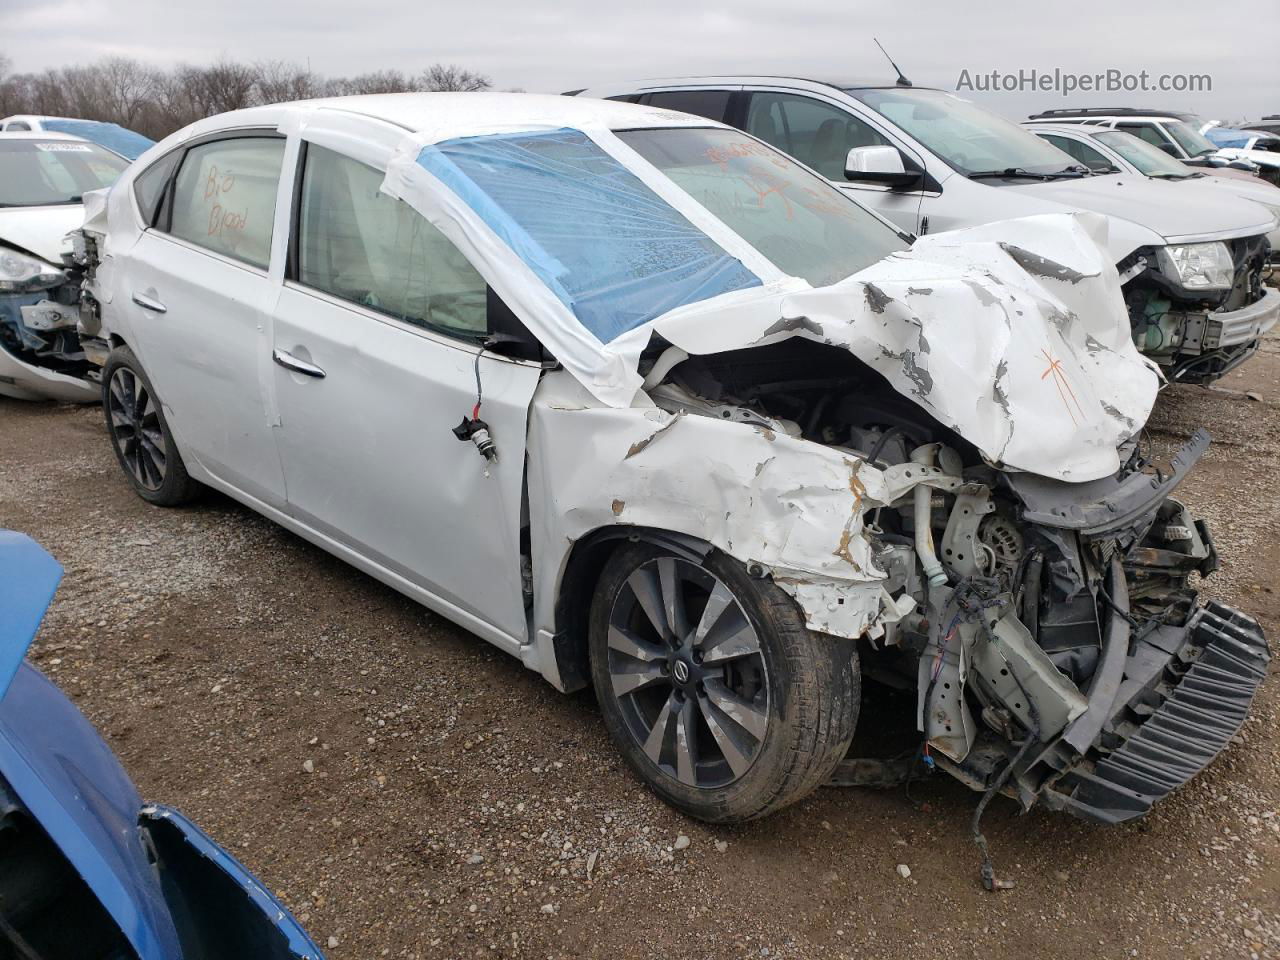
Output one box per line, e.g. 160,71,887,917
5,0,1278,121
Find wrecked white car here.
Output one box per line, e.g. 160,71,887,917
0,131,128,402
78,95,1269,854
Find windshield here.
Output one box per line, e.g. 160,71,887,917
616,127,905,287
38,119,153,161
0,139,128,206
1094,130,1193,177
1163,120,1218,157
847,88,1078,176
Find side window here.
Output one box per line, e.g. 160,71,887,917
168,137,285,269
296,144,488,339
744,93,891,180
6,121,31,131
133,150,181,226
1040,134,1113,172
1117,122,1172,150
644,91,732,123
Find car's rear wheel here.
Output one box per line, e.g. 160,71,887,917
589,541,859,822
102,345,200,506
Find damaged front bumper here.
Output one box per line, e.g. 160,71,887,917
0,288,99,403
1040,592,1269,823
873,429,1270,824
1167,287,1280,382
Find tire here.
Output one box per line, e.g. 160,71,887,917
589,541,859,822
101,345,200,507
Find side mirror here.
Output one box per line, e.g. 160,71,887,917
844,146,922,189
1157,142,1180,156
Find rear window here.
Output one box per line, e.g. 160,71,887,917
643,91,732,123
0,139,128,207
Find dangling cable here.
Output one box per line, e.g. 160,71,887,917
453,341,497,464
970,624,1040,892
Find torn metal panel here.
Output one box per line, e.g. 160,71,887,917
526,371,962,648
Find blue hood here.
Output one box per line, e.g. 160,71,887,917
0,531,322,960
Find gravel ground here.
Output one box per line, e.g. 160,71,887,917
2,337,1279,960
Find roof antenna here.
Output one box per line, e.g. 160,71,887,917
874,38,912,87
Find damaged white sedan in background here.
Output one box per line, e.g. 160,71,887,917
0,131,128,402
77,94,1269,885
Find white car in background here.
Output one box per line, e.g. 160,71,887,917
1027,123,1280,264
1,115,155,160
1025,108,1275,178
0,131,129,401
575,79,1280,383
76,93,1269,841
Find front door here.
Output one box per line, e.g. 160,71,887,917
271,142,543,645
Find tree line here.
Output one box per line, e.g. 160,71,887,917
0,54,494,140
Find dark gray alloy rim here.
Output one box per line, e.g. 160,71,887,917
606,556,770,789
108,367,166,491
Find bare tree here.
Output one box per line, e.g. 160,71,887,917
97,58,159,127
255,60,323,105
179,59,259,116
0,55,495,137
419,64,491,93
325,69,418,97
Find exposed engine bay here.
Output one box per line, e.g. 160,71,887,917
642,337,1270,838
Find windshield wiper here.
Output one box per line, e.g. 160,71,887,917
968,166,1088,181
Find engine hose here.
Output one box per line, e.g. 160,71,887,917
909,444,947,587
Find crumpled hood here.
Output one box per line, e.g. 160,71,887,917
0,205,82,264
1005,174,1278,243
654,213,1159,483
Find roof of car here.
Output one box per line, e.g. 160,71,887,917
1027,107,1199,121
228,91,732,135
0,130,91,142
571,76,915,97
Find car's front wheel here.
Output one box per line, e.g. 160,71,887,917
589,541,859,822
102,345,200,507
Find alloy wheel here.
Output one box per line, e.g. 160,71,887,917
107,367,167,491
606,556,770,789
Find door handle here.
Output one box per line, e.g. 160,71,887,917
272,348,326,379
131,291,167,313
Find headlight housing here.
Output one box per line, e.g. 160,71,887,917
1155,242,1234,292
0,246,66,293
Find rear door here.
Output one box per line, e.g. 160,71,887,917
117,132,289,508
271,141,544,647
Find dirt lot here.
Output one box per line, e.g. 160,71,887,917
2,339,1280,960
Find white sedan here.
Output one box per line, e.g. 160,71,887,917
0,131,129,401
79,94,1268,830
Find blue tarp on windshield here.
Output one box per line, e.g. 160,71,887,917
415,128,759,343
40,119,153,160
